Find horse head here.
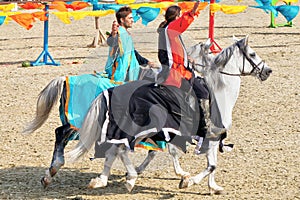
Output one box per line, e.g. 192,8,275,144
218,35,272,81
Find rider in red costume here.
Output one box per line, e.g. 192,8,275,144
157,2,226,152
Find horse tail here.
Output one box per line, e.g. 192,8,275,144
23,76,65,134
67,91,109,162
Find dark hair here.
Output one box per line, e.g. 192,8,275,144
116,6,132,24
158,6,181,29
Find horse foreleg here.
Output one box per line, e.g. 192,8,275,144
88,144,118,189
179,139,223,194
207,141,224,194
168,143,190,177
179,163,212,189
135,150,157,174
41,124,75,188
117,144,138,192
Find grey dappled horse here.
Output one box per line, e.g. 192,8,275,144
22,40,210,188
67,36,272,193
22,64,160,188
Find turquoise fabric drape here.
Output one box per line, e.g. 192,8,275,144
105,26,140,82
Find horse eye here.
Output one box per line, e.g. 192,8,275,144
249,52,256,57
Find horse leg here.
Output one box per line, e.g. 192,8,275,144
179,139,224,194
41,124,75,188
88,144,118,189
168,143,190,177
135,150,157,174
117,144,138,192
206,141,224,194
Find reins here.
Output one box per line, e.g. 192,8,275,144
219,42,266,77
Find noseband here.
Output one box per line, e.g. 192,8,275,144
219,43,266,78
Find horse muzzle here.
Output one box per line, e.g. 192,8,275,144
260,67,272,81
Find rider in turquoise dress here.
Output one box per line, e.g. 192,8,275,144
64,6,154,130
43,6,154,186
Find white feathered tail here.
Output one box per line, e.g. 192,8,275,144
22,76,65,134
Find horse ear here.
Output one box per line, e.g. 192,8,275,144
244,35,249,46
232,35,238,42
204,38,212,49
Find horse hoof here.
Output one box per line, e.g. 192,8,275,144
125,171,142,176
179,176,192,189
87,177,107,189
125,178,136,192
179,179,188,189
135,167,143,175
41,177,50,188
209,187,224,195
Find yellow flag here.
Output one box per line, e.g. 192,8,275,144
51,10,115,23
51,12,71,24
0,4,15,12
116,0,135,4
210,4,247,15
86,10,115,17
283,0,299,3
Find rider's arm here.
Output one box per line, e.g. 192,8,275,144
107,20,119,47
134,50,149,66
167,12,195,37
167,2,200,37
107,34,118,48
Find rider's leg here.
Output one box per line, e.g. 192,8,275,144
192,78,226,154
200,99,227,139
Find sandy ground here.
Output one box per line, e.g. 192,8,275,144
0,1,299,199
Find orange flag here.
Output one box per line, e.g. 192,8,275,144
19,2,43,10
50,1,68,12
32,11,48,21
178,2,208,13
66,2,89,10
10,13,35,30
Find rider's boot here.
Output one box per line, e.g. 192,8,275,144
194,99,226,154
201,99,226,138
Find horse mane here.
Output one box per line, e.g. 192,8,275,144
214,44,234,67
204,43,235,92
187,41,237,92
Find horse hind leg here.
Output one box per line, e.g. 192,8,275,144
117,144,138,192
135,150,157,175
88,144,118,189
168,143,190,177
41,124,76,188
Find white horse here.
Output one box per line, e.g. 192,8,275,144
177,35,272,194
136,35,273,194
68,35,272,193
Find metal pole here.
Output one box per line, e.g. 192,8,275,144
31,3,60,66
208,0,222,53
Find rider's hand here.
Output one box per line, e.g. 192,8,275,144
191,1,200,15
111,21,119,37
188,56,195,65
147,61,159,69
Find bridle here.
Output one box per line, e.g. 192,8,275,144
219,42,266,78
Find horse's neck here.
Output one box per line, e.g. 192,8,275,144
210,48,242,130
223,47,241,75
